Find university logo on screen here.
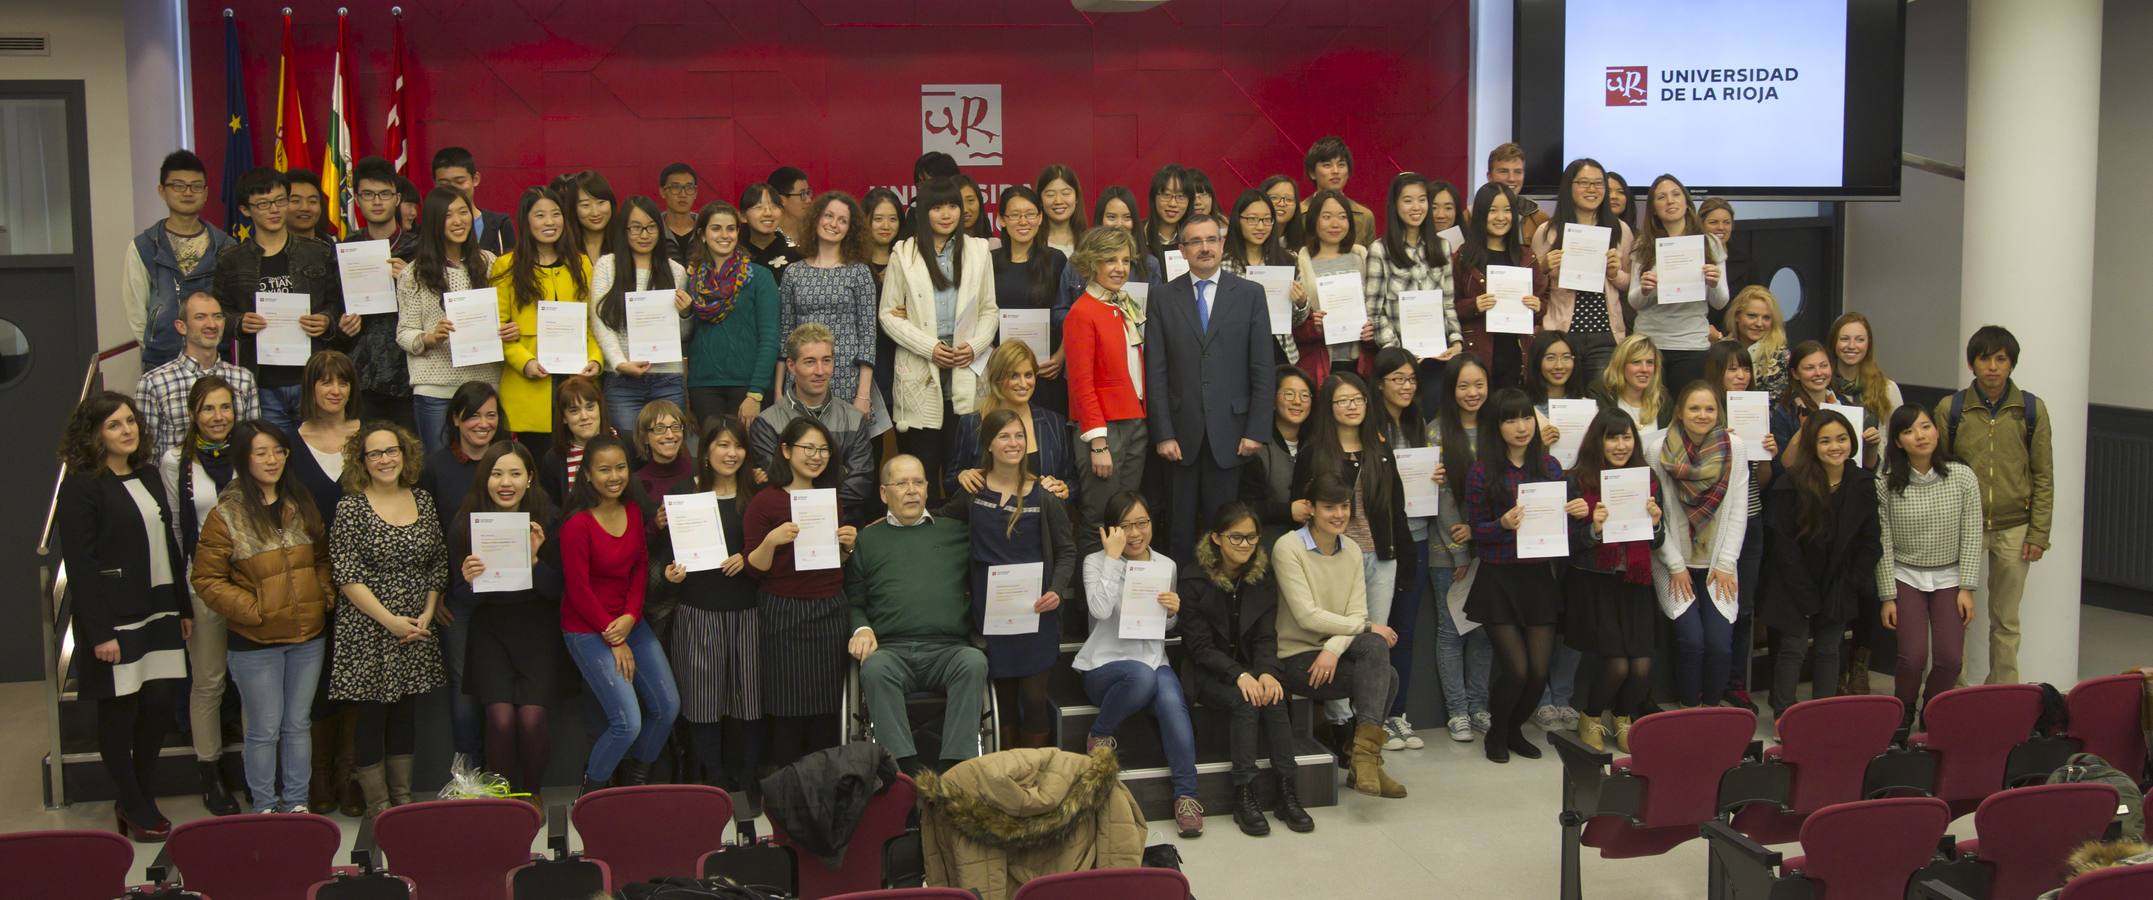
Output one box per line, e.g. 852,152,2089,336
1605,65,1801,105
922,84,1002,165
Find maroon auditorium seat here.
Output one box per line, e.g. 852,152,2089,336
1730,695,1905,845
1957,783,2127,900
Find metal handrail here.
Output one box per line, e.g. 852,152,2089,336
37,340,142,561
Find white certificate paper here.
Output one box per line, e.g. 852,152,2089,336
1246,266,1296,336
1117,559,1174,640
1394,447,1441,518
470,512,533,593
444,288,505,367
789,488,841,571
1546,398,1599,467
1655,235,1707,304
254,291,311,366
999,308,1051,362
1163,249,1190,283
536,301,588,375
1437,226,1465,254
1821,403,1869,467
983,561,1042,636
1599,468,1653,544
1558,224,1611,294
663,493,729,572
1516,481,1570,559
1315,267,1367,346
625,290,684,364
1727,391,1771,444
335,240,397,315
1485,265,1536,335
1398,289,1449,359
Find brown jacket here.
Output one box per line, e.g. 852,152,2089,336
189,491,334,645
916,747,1148,900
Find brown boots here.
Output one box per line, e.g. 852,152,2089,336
1346,723,1407,798
385,755,415,806
1841,648,1873,695
355,763,390,819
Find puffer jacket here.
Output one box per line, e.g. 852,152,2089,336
189,490,333,645
916,747,1147,900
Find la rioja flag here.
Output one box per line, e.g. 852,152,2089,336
321,9,357,237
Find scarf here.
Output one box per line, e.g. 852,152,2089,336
1581,480,1654,585
1103,288,1145,340
178,439,238,557
687,252,753,323
1659,426,1730,559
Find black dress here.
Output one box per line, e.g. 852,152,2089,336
993,248,1073,415
56,468,190,698
462,531,572,708
1562,476,1666,656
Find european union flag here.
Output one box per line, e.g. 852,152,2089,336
220,13,256,241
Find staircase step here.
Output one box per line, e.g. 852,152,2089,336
1115,746,1342,824
46,746,220,807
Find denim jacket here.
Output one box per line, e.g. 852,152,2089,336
135,224,237,365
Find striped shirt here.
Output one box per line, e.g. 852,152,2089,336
137,353,261,460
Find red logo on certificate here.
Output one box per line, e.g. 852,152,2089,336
1605,66,1649,106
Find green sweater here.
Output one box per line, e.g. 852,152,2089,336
685,262,780,394
845,514,972,643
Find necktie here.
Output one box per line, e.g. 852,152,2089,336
1196,279,1212,333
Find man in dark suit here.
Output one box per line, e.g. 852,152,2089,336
430,146,516,256
1145,213,1277,562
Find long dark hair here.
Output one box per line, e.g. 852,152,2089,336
1435,354,1489,500
1139,163,1188,254
978,408,1040,538
1303,372,1397,527
559,435,642,522
1458,182,1526,273
1474,387,1549,513
1091,186,1151,280
59,391,148,475
413,186,488,295
227,419,323,541
1371,347,1427,449
1522,331,1576,405
1549,158,1624,249
449,441,553,559
1788,408,1857,542
993,185,1056,303
508,186,587,309
571,170,618,257
1567,408,1643,489
954,175,993,239
1300,190,1354,255
1225,189,1289,267
1259,175,1304,247
1379,173,1442,267
768,416,843,492
1034,164,1087,235
910,177,967,292
696,415,752,526
1702,340,1755,410
1882,404,1957,496
861,188,910,250
597,195,678,332
1632,173,1719,273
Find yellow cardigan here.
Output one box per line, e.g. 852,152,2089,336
491,253,600,435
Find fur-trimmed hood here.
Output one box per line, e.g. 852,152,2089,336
915,747,1122,850
1196,536,1269,592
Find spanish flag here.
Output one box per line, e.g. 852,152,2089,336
321,9,357,237
272,11,308,173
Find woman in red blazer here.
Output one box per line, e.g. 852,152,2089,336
1063,225,1149,537
1453,182,1546,391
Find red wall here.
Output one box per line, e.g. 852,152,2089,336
189,0,1468,225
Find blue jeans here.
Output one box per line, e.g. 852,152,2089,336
412,394,452,457
226,638,325,811
1433,568,1491,719
1671,567,1735,706
564,623,681,781
1081,661,1197,798
1388,539,1430,717
1539,645,1582,709
439,591,483,759
259,383,305,437
603,372,686,440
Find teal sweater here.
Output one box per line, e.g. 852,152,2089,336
845,514,972,642
685,263,780,394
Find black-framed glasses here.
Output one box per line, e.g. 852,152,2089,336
647,422,684,435
626,223,660,237
363,446,404,461
783,188,813,200
163,181,207,194
1220,532,1261,547
248,197,289,212
661,182,699,194
787,443,831,459
1119,517,1153,529
357,189,400,203
1332,395,1367,409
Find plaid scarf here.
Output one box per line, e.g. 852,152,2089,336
1580,478,1654,585
687,252,753,323
1660,426,1730,558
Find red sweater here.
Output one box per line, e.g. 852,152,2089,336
559,503,648,635
1063,292,1147,439
743,486,846,598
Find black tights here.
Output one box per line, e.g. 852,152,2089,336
353,696,419,767
1584,656,1654,719
690,718,763,791
764,713,837,771
1486,623,1556,739
994,673,1052,738
484,703,550,794
99,681,176,822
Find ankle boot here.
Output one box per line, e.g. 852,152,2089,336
579,775,606,797
333,709,364,817
1505,725,1544,760
1230,782,1268,836
1485,710,1511,763
1612,716,1635,754
1576,714,1609,753
1844,648,1872,695
384,755,416,807
1346,723,1407,798
199,760,241,816
354,763,391,819
1272,774,1315,833
614,758,651,787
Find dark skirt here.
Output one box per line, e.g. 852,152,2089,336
674,604,761,723
464,600,571,707
1464,561,1561,627
757,592,847,717
76,599,188,699
1563,568,1659,657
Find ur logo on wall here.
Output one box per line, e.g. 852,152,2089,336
922,84,1003,164
1605,66,1649,106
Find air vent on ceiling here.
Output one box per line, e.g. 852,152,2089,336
0,33,51,57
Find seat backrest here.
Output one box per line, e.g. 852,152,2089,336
1012,867,1191,900
0,829,133,900
1627,707,1758,828
1923,685,2044,802
2058,862,2153,900
375,798,542,900
168,812,343,900
825,889,981,900
1778,695,1905,814
2066,675,2148,785
771,773,919,898
1793,797,1952,899
571,784,734,885
506,856,610,900
307,872,415,899
1973,784,2127,900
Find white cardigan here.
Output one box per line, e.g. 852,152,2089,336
1648,431,1751,622
877,235,998,432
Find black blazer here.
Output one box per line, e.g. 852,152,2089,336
473,209,517,258
1176,555,1284,690
56,467,190,648
1760,469,1882,633
1144,270,1277,469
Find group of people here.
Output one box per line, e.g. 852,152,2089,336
66,137,2051,843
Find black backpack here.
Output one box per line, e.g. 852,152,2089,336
1944,387,2039,450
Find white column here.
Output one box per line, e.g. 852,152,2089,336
1958,0,2102,686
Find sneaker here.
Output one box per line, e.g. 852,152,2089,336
1386,716,1426,749
1531,705,1562,729
1445,716,1474,742
1084,734,1118,755
1380,718,1406,751
1470,711,1492,733
1173,795,1205,838
282,804,309,814
1557,707,1582,729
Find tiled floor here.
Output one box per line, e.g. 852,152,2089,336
6,606,2149,899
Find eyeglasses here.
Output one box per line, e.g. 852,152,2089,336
163,181,207,194
626,223,661,237
647,422,684,435
1278,390,1311,403
787,443,831,459
1156,192,1188,203
363,447,404,461
783,189,813,200
1220,532,1261,547
1332,395,1367,409
357,189,400,204
882,478,928,489
1382,374,1416,388
661,182,699,194
1179,236,1222,248
1543,353,1575,363
1572,180,1606,190
248,197,289,212
1002,211,1042,224
1119,518,1152,529
1238,214,1275,226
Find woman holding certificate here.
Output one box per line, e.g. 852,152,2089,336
683,200,783,434
1625,175,1729,394
1371,348,1450,750
989,186,1075,417
944,409,1077,751
1560,410,1665,753
744,417,858,770
880,177,998,499
395,187,502,455
945,342,1073,499
1452,183,1545,390
449,442,567,805
1432,356,1494,743
1461,388,1567,764
665,418,762,797
1761,409,1880,713
1293,190,1372,381
492,186,601,451
1531,159,1635,382
1072,491,1201,838
559,435,678,792
1363,174,1461,379
1706,341,1779,709
1648,382,1752,711
591,195,688,440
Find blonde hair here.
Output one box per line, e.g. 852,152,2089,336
1599,334,1668,426
1070,225,1138,284
1724,285,1787,368
1829,311,1894,427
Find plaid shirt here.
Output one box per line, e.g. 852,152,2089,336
137,352,260,459
1363,239,1457,352
1464,454,1564,565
